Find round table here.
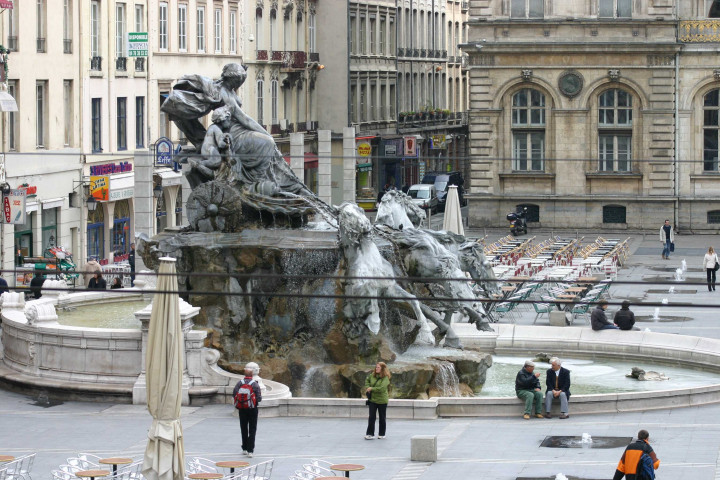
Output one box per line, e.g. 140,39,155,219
316,477,348,480
330,464,365,478
187,474,224,480
75,469,111,480
215,461,250,474
99,458,133,475
0,456,15,463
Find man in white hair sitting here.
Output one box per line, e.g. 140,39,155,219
545,357,571,419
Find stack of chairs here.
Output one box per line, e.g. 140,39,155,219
225,459,274,480
1,453,35,480
186,458,218,475
55,454,142,480
288,459,333,479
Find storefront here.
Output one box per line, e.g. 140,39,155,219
154,167,184,234
112,199,131,261
87,207,104,260
355,136,377,210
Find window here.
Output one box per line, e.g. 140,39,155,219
215,8,222,52
511,0,544,18
379,16,386,55
454,23,459,56
511,89,545,171
360,83,367,122
296,12,304,50
389,16,395,52
136,96,145,148
380,84,386,119
8,4,18,50
603,205,627,224
178,4,187,51
8,81,17,150
598,0,632,18
229,9,237,53
708,210,720,224
271,79,278,125
283,13,291,50
159,2,168,50
598,89,632,172
517,204,540,223
703,89,720,171
350,14,356,54
370,82,377,120
255,9,263,51
359,14,366,54
37,0,46,52
135,4,144,31
197,6,206,52
63,0,72,45
257,79,264,125
117,97,127,150
708,0,720,17
369,15,376,54
270,10,277,50
91,1,100,56
159,91,170,138
64,80,73,147
87,207,104,260
309,11,316,52
36,82,47,148
116,3,127,57
389,83,396,118
92,98,102,152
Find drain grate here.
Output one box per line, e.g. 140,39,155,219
646,289,697,294
540,436,632,449
635,315,692,323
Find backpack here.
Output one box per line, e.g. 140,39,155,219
636,453,655,480
234,379,257,410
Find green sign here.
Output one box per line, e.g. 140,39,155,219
127,32,148,57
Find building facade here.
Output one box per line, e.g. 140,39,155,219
465,0,720,232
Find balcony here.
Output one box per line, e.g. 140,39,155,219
63,39,72,54
309,52,320,62
91,56,102,71
679,20,720,42
36,37,46,53
256,49,268,60
135,57,145,72
420,48,427,57
271,50,283,61
398,47,405,57
116,56,127,71
7,36,17,51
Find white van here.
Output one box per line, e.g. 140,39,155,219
407,184,438,213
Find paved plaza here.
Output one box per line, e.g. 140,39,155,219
2,228,720,480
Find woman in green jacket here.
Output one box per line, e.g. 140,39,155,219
364,362,391,440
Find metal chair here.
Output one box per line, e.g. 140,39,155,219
532,302,552,324
186,457,218,475
225,459,274,480
1,453,35,480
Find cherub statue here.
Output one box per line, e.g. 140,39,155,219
188,106,233,186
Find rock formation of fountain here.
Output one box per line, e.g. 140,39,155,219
139,65,495,398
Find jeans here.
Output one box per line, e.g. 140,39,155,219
516,389,543,415
662,241,671,258
239,408,259,453
366,402,387,436
707,268,717,291
598,324,619,330
545,391,569,414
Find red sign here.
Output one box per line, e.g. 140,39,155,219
0,1,13,9
17,184,37,195
404,136,417,157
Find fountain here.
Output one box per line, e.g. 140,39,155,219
652,308,661,321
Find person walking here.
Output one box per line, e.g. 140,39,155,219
515,360,543,419
128,243,136,286
233,362,262,457
659,219,674,260
591,299,619,330
702,246,718,292
613,429,660,480
613,301,637,331
364,362,391,440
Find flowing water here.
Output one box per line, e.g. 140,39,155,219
432,361,461,397
57,300,148,329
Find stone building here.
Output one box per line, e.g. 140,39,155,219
465,0,720,232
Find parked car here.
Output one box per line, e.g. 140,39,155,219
407,184,439,213
421,171,466,210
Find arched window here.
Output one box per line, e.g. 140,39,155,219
257,78,264,126
512,88,545,171
255,8,263,51
598,89,632,172
271,78,279,125
704,89,720,171
709,0,720,18
603,205,627,224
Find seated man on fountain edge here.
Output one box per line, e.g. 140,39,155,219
544,357,571,419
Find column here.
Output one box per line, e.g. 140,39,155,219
33,210,42,258
343,127,357,203
2,225,14,285
290,132,304,180
164,185,179,228
133,150,153,273
318,129,332,203
104,202,115,263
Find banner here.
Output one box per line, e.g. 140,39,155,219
90,176,109,201
127,32,149,57
2,189,25,225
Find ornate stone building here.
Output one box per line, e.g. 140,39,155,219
465,0,720,232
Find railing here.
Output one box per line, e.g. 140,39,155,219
679,20,720,42
90,56,102,71
398,47,405,57
271,50,283,61
36,37,46,53
7,36,16,51
116,56,127,71
256,49,268,60
135,57,145,72
63,39,72,54
283,50,306,69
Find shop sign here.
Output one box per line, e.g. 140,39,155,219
419,161,426,181
404,136,418,157
17,184,37,196
384,144,397,156
155,137,174,166
0,1,13,9
431,134,447,149
357,142,372,157
90,176,109,201
357,163,372,173
90,161,133,176
2,189,26,225
127,32,149,57
109,188,134,201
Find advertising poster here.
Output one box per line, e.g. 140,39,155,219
2,188,26,224
90,176,109,201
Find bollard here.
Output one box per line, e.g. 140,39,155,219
411,435,437,462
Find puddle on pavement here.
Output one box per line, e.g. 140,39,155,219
642,275,706,283
635,315,692,323
540,436,632,449
29,393,64,408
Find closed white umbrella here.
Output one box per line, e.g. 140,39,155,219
442,185,465,236
142,257,185,480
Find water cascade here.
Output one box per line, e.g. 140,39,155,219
581,433,593,444
432,361,462,397
653,308,661,321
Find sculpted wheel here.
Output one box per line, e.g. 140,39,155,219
186,181,244,233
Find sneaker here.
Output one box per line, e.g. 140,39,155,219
535,414,544,419
247,453,253,458
559,414,570,419
365,435,374,440
242,450,248,456
523,414,530,420
378,436,385,439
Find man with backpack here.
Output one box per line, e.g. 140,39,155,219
233,362,263,457
613,430,660,480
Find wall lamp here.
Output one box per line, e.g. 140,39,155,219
71,179,99,212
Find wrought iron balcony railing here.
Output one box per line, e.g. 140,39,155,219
36,37,46,53
680,20,720,42
91,56,102,71
135,57,145,72
116,56,127,71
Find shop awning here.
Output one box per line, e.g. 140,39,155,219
155,167,183,186
282,153,318,169
357,163,372,172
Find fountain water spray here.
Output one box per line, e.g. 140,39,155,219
662,298,669,304
581,433,593,444
668,286,675,294
674,268,684,281
555,474,568,480
681,259,687,272
652,308,660,321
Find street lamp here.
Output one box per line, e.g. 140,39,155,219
86,195,98,212
153,184,163,199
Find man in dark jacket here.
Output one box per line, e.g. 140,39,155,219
515,360,543,419
233,362,263,457
613,301,637,331
128,243,136,286
544,357,571,419
613,429,660,480
0,276,9,295
30,272,45,299
591,299,618,330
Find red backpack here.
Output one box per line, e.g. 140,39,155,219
234,379,257,409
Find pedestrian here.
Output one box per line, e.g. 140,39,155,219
364,361,391,440
702,246,718,292
88,272,107,290
84,258,102,286
591,299,619,330
30,271,45,299
0,276,9,295
110,277,122,289
613,301,637,331
515,360,543,419
613,429,660,480
659,219,674,260
544,357,570,419
128,243,136,286
377,184,389,206
233,362,262,457
401,183,410,194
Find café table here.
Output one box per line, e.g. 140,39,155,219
75,470,111,480
188,474,224,480
215,461,250,474
330,463,365,478
0,456,15,463
563,287,585,294
99,458,133,475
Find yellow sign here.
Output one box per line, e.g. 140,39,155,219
357,142,372,157
431,134,446,149
90,176,109,201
